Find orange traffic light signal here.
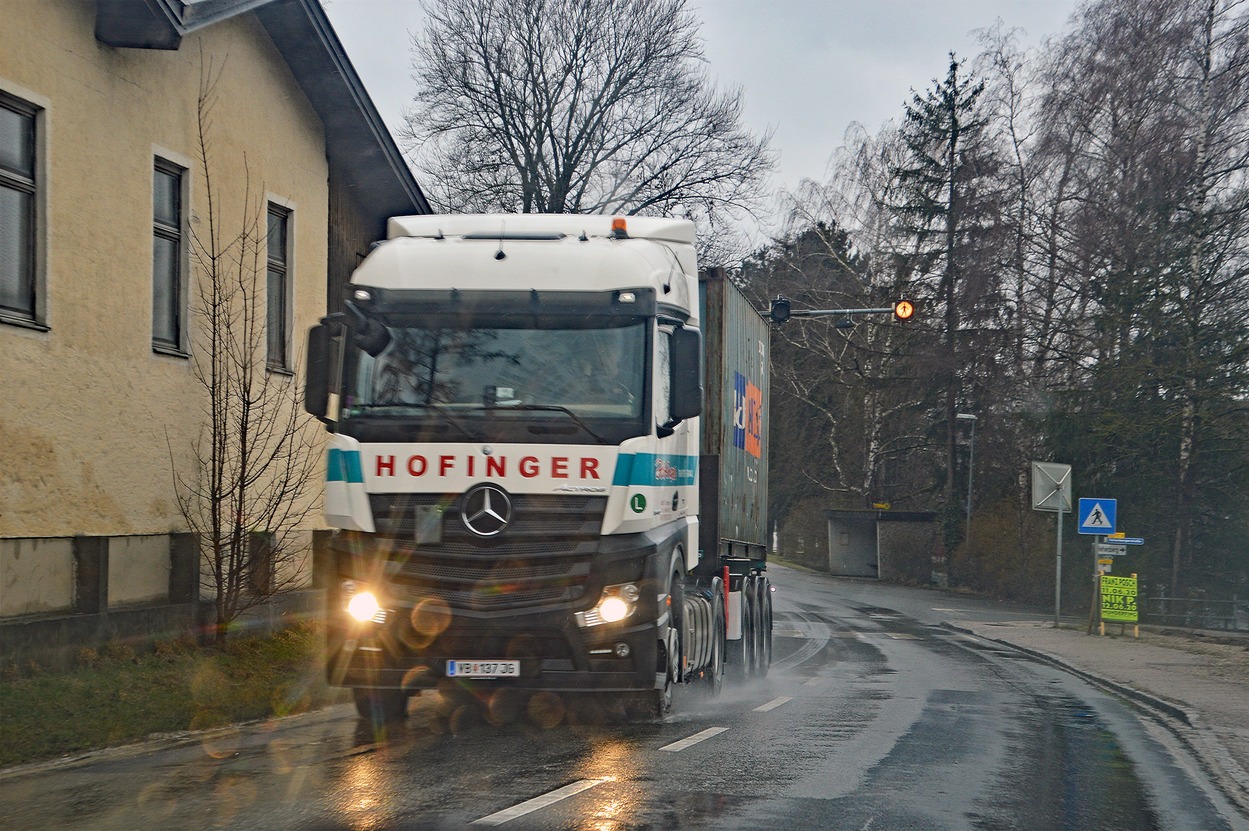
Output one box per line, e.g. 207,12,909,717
893,299,915,320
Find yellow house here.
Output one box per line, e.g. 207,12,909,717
0,0,429,663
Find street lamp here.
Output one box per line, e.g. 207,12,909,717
956,414,977,541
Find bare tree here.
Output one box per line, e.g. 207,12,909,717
172,58,322,643
401,0,774,259
763,126,939,512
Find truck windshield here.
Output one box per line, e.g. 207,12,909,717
342,319,647,423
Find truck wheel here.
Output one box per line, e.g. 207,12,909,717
744,576,760,677
756,578,773,678
700,589,725,697
353,687,408,725
629,626,676,720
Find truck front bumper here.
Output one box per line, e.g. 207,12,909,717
328,612,663,694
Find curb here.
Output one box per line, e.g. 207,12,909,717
942,622,1198,726
943,622,1249,820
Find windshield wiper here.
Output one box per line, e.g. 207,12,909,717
501,405,611,443
350,403,477,441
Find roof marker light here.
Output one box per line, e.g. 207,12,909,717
618,291,637,303
611,217,628,239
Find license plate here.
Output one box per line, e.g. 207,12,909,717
446,659,520,678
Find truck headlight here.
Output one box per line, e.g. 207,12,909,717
343,584,386,623
575,583,640,627
598,596,630,623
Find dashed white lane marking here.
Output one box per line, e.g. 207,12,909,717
472,779,605,826
659,727,729,752
754,696,793,712
804,677,825,687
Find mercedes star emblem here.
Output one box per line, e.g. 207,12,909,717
461,484,512,537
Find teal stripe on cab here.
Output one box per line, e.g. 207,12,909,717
327,449,364,483
611,453,698,487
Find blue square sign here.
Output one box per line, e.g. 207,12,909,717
1077,498,1117,535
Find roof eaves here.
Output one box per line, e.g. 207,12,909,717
254,0,431,222
95,0,430,229
96,0,279,49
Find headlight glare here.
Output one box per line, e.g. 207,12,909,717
346,591,381,622
598,596,630,623
575,582,641,627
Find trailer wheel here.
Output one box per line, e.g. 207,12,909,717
756,577,773,678
353,687,408,726
744,576,760,677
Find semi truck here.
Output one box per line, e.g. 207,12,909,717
304,214,772,723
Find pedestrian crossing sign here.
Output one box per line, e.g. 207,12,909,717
1078,498,1117,535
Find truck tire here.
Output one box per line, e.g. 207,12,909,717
756,577,773,678
700,586,725,696
630,570,682,719
353,687,408,725
744,576,761,677
629,625,676,720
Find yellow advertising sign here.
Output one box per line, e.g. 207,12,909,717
1100,575,1138,623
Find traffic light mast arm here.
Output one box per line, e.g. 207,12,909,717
769,295,915,324
787,306,895,317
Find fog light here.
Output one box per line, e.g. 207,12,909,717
347,591,381,622
614,642,631,658
598,596,630,623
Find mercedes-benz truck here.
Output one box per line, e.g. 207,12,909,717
304,214,771,722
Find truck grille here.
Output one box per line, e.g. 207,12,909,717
367,493,606,611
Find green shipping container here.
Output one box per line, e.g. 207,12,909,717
698,270,770,568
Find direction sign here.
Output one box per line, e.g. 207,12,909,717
1096,543,1128,557
1078,498,1117,535
1116,537,1144,545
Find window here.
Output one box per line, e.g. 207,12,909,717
0,93,38,323
152,160,185,351
266,204,291,370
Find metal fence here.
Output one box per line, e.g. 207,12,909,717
1144,595,1248,632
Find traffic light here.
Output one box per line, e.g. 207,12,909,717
770,296,792,324
893,299,915,321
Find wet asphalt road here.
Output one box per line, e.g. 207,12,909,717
2,565,1243,830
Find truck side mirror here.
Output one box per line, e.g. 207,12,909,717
305,324,332,422
670,326,703,422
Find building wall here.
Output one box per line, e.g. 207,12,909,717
0,1,329,616
0,539,75,616
826,512,878,577
877,518,939,585
108,535,170,606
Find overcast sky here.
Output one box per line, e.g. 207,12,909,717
323,0,1081,212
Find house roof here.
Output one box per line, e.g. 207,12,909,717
96,0,430,228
